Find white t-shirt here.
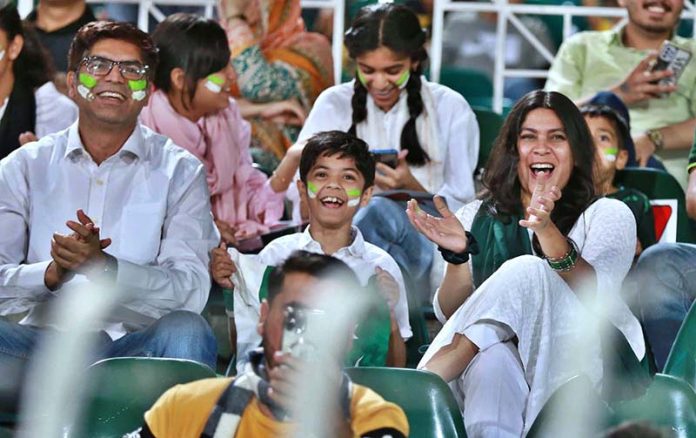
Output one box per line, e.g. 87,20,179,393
0,82,77,138
297,79,479,213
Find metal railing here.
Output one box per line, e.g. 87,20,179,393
430,0,696,112
17,0,344,84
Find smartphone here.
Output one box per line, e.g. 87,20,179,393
650,40,692,90
371,149,399,169
281,305,325,361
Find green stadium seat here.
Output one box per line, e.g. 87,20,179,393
346,367,467,437
615,168,696,244
69,357,216,437
609,373,696,437
526,374,613,437
664,303,696,390
472,106,505,176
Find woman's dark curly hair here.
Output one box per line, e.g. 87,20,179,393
0,4,55,88
481,90,596,248
344,3,429,166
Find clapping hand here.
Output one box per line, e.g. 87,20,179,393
406,195,468,253
519,178,561,232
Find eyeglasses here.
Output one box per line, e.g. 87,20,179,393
80,56,149,81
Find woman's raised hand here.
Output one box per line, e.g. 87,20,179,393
406,196,468,253
519,179,562,232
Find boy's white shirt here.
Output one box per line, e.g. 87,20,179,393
228,226,412,370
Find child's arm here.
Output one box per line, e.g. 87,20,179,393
211,242,237,289
375,267,407,367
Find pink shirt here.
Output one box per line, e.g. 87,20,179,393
141,90,284,235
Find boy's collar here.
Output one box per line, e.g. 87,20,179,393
300,226,365,257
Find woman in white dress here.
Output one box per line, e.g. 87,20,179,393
407,90,647,435
295,3,479,296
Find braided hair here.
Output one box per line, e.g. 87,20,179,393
344,4,430,166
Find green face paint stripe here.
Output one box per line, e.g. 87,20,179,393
128,79,147,91
307,181,319,197
346,189,362,198
79,72,97,89
604,148,619,155
395,70,410,87
357,69,367,86
207,74,225,85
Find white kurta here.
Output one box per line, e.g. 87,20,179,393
296,79,479,212
422,197,644,433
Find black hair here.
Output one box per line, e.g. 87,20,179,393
299,130,376,189
266,250,360,303
68,21,159,76
482,90,596,252
0,4,54,88
579,104,631,152
151,13,230,109
344,3,429,166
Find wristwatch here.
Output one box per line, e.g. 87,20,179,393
646,128,665,151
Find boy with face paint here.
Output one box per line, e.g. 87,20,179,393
211,131,412,367
581,104,656,255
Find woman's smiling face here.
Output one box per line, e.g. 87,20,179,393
355,46,414,112
517,108,574,203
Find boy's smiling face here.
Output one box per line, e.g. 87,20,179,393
298,153,373,229
585,115,629,190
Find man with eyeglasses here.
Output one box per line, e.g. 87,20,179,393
0,21,220,405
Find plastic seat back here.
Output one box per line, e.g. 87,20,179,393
615,168,696,243
472,106,504,176
609,374,696,438
71,357,216,438
664,303,696,390
346,367,467,437
527,374,613,437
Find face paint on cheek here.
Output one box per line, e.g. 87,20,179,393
0,50,4,61
307,181,319,199
603,147,618,163
205,74,226,93
356,69,368,87
128,78,148,101
346,188,362,207
395,70,410,89
77,72,97,101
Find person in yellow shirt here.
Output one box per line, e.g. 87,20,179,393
132,251,409,438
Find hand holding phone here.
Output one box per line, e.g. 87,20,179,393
371,149,399,169
650,40,692,92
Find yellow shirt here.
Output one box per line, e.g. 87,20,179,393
144,377,409,437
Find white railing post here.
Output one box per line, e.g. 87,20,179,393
493,0,508,114
429,0,447,83
331,0,344,84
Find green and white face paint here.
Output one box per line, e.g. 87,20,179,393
77,72,97,101
128,78,148,101
603,147,618,163
307,181,363,207
205,74,226,94
357,68,410,89
345,188,362,207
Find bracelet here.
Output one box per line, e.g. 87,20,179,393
438,232,479,265
544,238,579,272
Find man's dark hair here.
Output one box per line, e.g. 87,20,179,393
67,21,159,76
579,104,630,152
151,13,230,108
299,131,376,189
0,5,54,88
266,250,361,303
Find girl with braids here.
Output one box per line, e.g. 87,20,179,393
0,4,76,158
296,3,478,295
407,91,648,435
